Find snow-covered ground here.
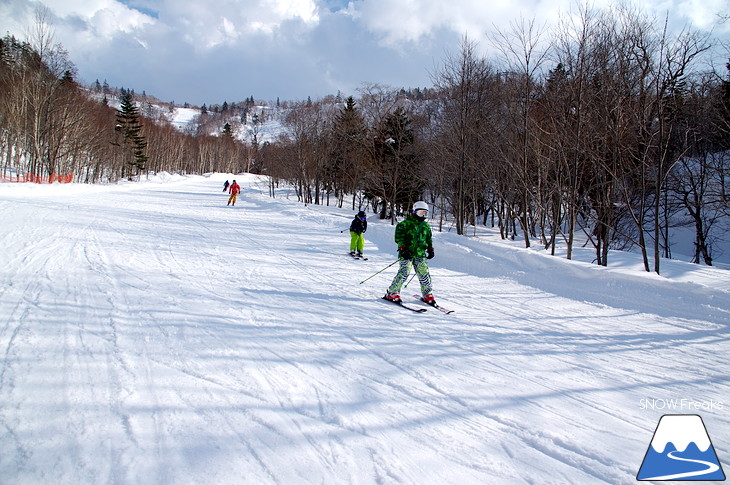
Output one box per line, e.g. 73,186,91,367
167,107,200,131
0,173,728,484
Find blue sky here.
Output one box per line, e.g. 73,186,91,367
1,0,728,106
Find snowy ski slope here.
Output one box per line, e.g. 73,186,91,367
0,173,728,484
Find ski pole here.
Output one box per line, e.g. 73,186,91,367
359,259,399,285
403,272,417,289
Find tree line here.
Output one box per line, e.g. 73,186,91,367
262,6,730,273
1,5,729,272
0,11,250,184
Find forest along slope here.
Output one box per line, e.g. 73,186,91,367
0,173,728,485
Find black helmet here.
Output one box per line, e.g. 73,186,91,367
357,211,366,218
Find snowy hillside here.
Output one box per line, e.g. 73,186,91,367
167,106,200,131
164,104,288,143
0,173,728,484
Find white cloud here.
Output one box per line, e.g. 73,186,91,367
266,0,319,24
0,0,323,53
344,0,726,48
153,0,320,49
86,5,153,37
674,0,729,30
0,0,727,106
51,0,153,36
344,0,549,46
200,16,241,48
0,0,155,56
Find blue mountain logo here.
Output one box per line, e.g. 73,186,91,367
637,414,725,481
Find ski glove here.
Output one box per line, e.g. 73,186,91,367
427,247,435,259
398,246,412,260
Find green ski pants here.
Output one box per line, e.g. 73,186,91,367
350,231,365,252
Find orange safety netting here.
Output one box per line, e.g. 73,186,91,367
0,173,74,183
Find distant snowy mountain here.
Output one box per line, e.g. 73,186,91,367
85,85,291,144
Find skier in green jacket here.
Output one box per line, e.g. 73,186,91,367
384,201,436,304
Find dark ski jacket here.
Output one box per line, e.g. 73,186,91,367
349,216,367,234
394,214,432,258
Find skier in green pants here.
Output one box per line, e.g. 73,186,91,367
349,211,367,258
384,201,436,304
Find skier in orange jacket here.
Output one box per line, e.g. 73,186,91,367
227,180,241,206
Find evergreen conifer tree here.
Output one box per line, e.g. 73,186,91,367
222,122,234,141
115,89,148,178
60,70,74,85
371,107,422,221
330,96,368,206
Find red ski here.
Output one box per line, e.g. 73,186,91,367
381,296,427,313
412,295,454,314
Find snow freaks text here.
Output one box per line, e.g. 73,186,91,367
639,398,724,411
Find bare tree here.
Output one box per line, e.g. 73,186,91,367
550,3,604,260
282,100,332,204
431,36,496,235
491,15,552,248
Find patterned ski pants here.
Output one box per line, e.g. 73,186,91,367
387,257,433,296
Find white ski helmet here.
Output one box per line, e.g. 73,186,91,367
413,201,429,213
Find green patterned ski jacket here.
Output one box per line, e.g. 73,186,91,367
394,214,433,258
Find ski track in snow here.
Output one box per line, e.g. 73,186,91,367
0,173,729,485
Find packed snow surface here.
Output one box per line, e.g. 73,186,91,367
1,173,728,484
